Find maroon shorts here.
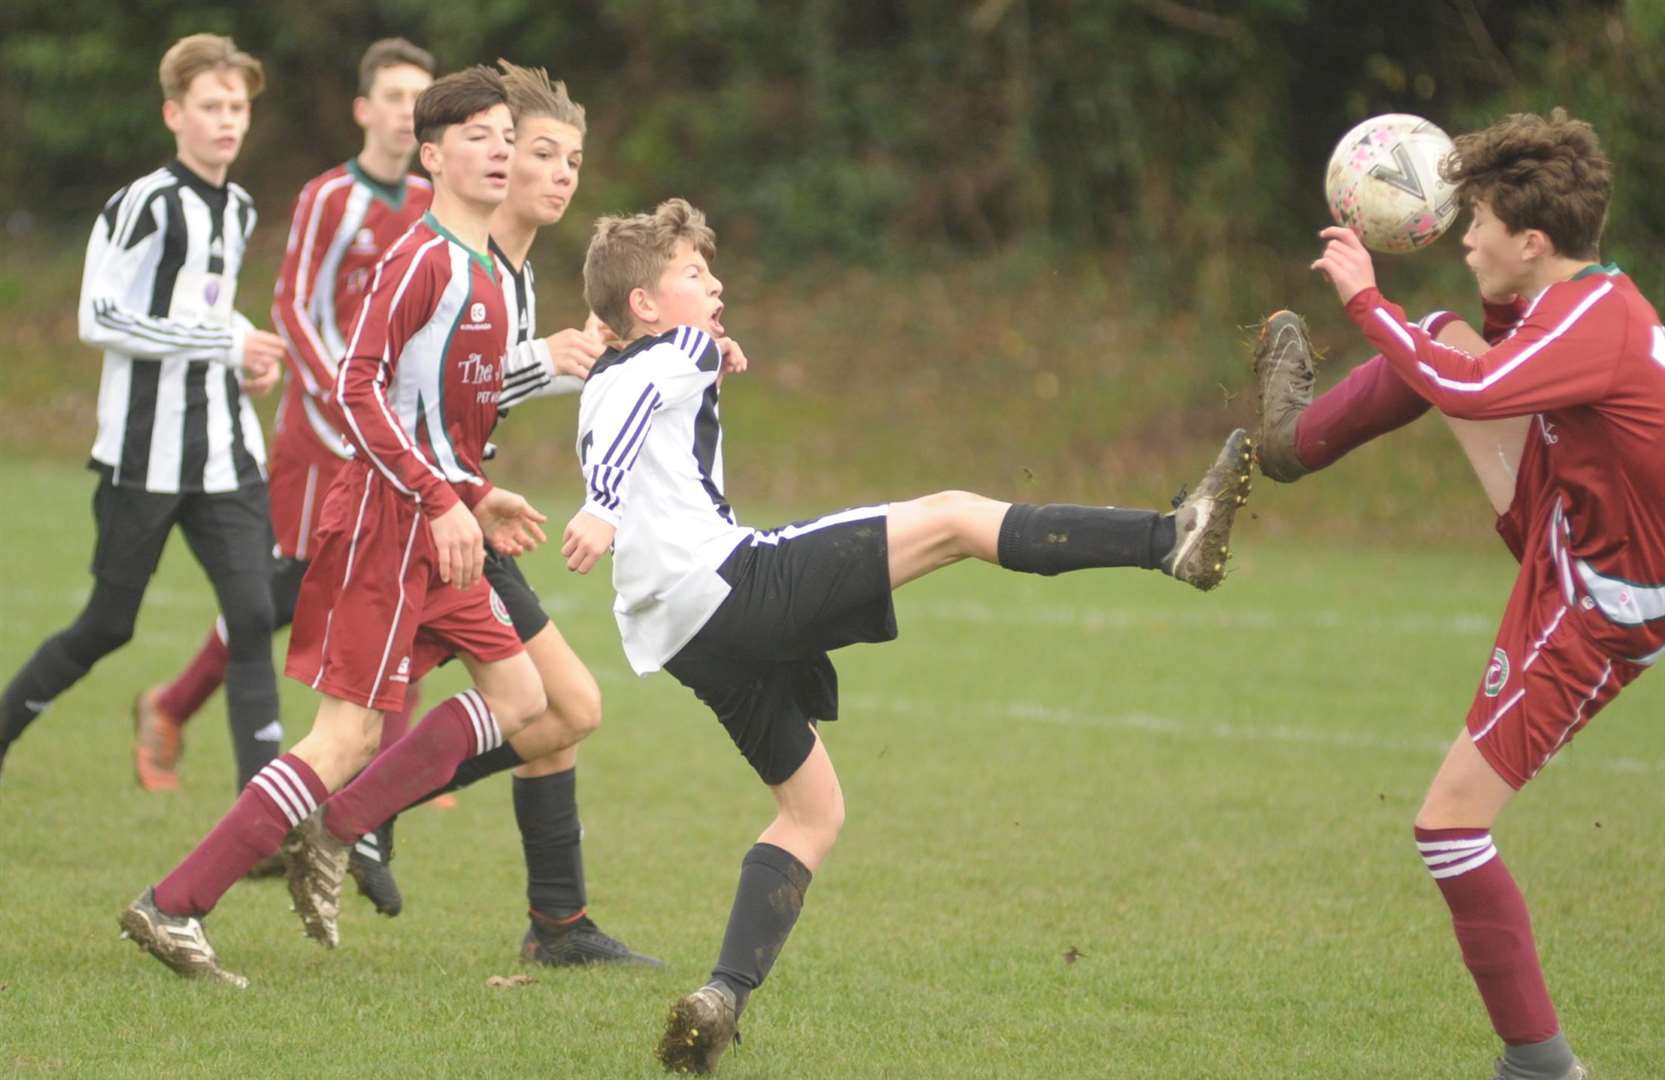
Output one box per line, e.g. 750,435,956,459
268,448,348,561
284,464,522,712
1469,516,1642,789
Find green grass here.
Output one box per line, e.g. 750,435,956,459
1,456,1662,1078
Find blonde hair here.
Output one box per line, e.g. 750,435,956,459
584,198,717,340
496,60,586,134
159,33,264,102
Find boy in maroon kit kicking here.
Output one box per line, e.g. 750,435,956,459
132,39,436,795
1260,109,1658,1080
121,66,549,988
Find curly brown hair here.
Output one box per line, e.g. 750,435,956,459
1441,108,1612,260
583,198,716,340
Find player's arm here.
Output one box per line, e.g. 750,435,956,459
499,320,609,410
78,190,283,374
270,179,348,408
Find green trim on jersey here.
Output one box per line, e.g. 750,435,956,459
422,212,496,280
1571,261,1621,281
347,159,408,209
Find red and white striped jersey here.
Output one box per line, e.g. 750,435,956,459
271,161,432,468
1351,265,1665,659
337,213,507,518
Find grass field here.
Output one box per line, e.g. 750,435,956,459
1,456,1661,1078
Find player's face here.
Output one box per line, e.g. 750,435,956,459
641,241,724,337
504,117,583,228
428,103,515,211
1462,199,1533,300
356,63,432,160
163,69,251,180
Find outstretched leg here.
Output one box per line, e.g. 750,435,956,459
885,429,1252,591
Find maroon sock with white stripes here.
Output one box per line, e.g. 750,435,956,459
322,690,500,845
156,621,230,726
153,754,327,917
1295,353,1431,471
1415,827,1561,1045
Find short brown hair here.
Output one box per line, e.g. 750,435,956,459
1442,108,1612,260
414,66,511,147
584,198,717,340
497,60,586,134
358,38,435,97
159,33,264,102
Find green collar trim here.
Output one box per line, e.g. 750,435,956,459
423,212,496,279
1571,261,1620,281
347,159,406,209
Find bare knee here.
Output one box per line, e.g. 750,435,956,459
485,683,548,732
549,678,602,743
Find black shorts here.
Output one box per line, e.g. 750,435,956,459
664,506,897,785
87,464,272,590
483,546,552,644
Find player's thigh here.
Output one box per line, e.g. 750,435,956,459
178,486,277,616
88,472,179,591
886,492,1007,587
522,622,601,729
1432,319,1528,515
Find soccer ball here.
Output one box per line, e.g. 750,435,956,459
1324,113,1459,254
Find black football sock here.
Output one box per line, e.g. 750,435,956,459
996,503,1176,575
223,656,280,791
0,579,143,752
406,741,525,810
710,843,813,1015
515,767,587,922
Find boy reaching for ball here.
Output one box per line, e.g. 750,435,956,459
563,197,1253,1074
1258,108,1665,1080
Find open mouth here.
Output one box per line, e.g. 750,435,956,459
711,304,725,335
485,170,509,185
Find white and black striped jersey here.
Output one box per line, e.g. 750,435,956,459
575,326,750,673
493,239,583,412
79,160,266,493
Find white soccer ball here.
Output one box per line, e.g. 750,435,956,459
1325,113,1459,254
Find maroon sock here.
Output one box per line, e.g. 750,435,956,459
377,682,420,755
1416,827,1560,1044
323,690,500,844
156,621,231,726
153,754,327,917
1294,353,1431,471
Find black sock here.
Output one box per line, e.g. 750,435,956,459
0,636,91,751
516,768,586,920
711,843,813,1015
996,503,1175,575
223,656,280,790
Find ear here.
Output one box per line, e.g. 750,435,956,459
162,98,183,135
352,96,372,131
627,285,657,328
1521,228,1556,262
418,140,441,175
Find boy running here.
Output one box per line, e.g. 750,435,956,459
563,198,1253,1073
0,34,284,792
131,38,436,795
1271,109,1654,1080
121,66,549,987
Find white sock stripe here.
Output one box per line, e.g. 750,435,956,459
267,759,317,816
1415,834,1493,853
456,689,490,755
471,688,503,751
249,774,303,826
1427,844,1498,879
259,767,308,822
1421,846,1492,869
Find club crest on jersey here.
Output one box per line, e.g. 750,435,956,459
203,279,220,305
1483,647,1509,698
351,227,378,255
471,302,487,323
489,588,513,627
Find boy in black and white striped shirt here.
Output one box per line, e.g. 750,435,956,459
0,34,287,792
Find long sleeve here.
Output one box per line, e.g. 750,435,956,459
578,327,719,526
271,177,345,402
498,337,585,410
1346,283,1623,421
336,243,470,518
78,189,247,367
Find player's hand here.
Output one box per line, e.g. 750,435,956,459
545,326,605,379
561,510,616,574
430,500,485,590
585,311,623,349
474,487,547,557
240,330,287,394
716,336,748,385
1310,226,1377,305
